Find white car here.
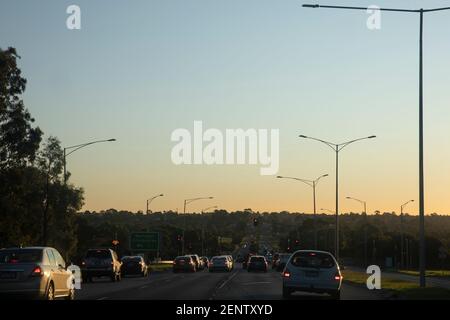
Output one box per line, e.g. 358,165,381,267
282,250,342,299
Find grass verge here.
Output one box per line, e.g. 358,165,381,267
343,270,450,300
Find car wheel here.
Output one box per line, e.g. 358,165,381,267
331,290,341,300
65,287,75,300
282,287,291,299
46,282,55,300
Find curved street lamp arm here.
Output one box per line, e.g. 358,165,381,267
337,136,376,152
185,197,214,206
314,174,329,185
299,135,337,152
278,176,314,187
65,139,116,157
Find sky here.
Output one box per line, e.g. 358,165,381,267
1,0,450,215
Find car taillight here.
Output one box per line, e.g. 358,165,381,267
81,261,86,266
31,266,42,276
282,271,291,278
334,273,342,281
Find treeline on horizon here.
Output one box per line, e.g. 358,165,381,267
73,209,450,269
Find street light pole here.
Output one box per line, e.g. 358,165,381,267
182,197,214,255
63,138,116,184
302,1,450,289
299,135,376,261
346,196,368,266
277,174,328,249
201,206,218,256
400,200,415,269
146,194,164,214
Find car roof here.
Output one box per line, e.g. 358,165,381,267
1,247,49,250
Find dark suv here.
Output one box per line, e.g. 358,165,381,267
81,249,122,282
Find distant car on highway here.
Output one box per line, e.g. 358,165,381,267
226,255,234,270
247,255,268,272
0,247,75,300
209,256,232,272
275,253,291,272
173,256,196,273
81,249,122,283
186,254,202,270
282,250,342,299
200,256,209,269
242,253,254,269
121,256,148,277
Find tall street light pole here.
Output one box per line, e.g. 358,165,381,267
182,197,213,255
302,1,450,289
63,139,116,184
277,174,328,249
201,205,218,256
400,199,415,269
299,135,376,262
346,196,368,266
146,194,164,214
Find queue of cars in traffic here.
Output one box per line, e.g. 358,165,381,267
1,246,343,300
0,246,151,299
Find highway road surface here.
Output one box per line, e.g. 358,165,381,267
77,264,382,300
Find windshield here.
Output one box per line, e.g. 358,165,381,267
86,250,111,259
0,249,42,264
290,252,335,269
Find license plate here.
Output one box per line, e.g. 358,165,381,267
0,272,17,280
306,271,319,277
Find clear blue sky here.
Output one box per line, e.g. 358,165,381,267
1,1,450,214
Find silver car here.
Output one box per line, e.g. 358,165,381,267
0,247,75,300
282,250,342,299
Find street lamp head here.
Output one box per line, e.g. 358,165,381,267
303,4,319,8
276,176,283,179
108,139,117,142
346,196,351,199
368,135,376,139
159,194,164,197
209,197,214,199
299,135,308,138
323,174,329,177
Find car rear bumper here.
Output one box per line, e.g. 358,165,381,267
283,279,341,293
209,266,229,272
82,268,114,277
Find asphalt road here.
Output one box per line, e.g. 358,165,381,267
77,264,382,300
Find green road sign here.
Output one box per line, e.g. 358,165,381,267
130,232,159,251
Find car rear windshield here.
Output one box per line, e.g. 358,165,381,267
212,257,226,262
175,257,190,262
251,257,265,263
290,252,335,269
123,257,141,262
0,249,42,263
86,250,111,259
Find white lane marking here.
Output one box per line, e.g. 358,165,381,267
140,285,148,289
242,281,272,285
218,270,239,290
97,297,108,300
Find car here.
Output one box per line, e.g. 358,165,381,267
200,256,209,269
0,247,75,300
275,253,291,272
209,256,232,272
121,256,148,277
247,255,268,272
272,253,279,269
226,255,234,270
186,254,202,271
81,248,122,282
282,250,342,300
242,254,253,269
173,256,196,273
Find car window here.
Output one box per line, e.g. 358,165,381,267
0,249,42,263
53,250,66,268
86,250,111,259
46,249,57,266
290,252,335,269
251,257,265,263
